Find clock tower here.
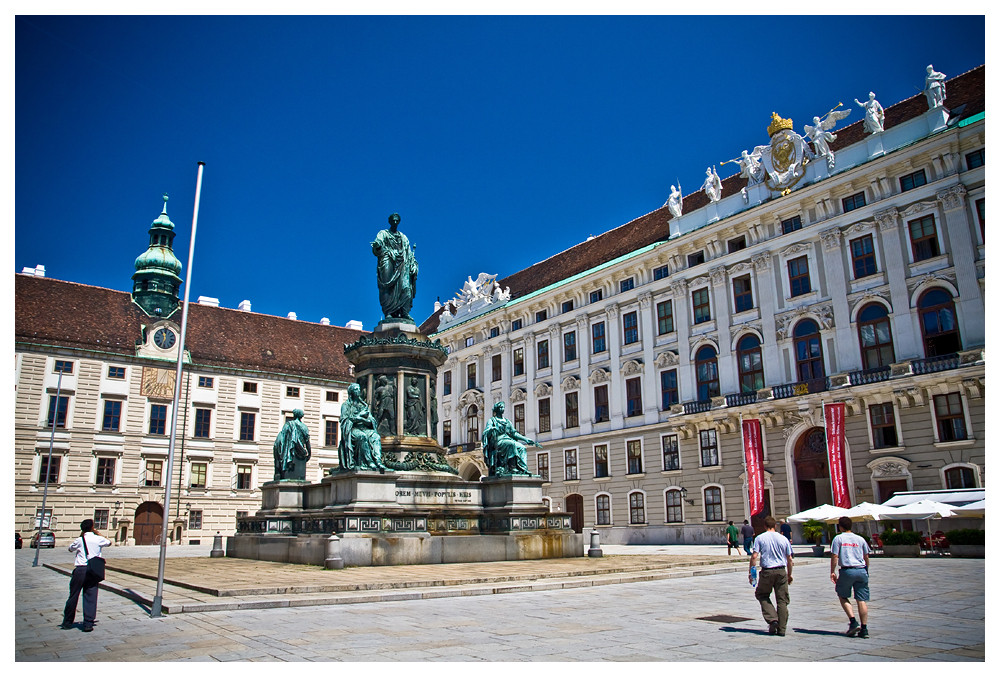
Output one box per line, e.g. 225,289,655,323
131,195,183,318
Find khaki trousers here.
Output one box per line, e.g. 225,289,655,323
755,568,789,633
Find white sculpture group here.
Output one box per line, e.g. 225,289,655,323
439,272,511,326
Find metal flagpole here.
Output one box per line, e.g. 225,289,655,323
33,368,63,567
151,161,205,618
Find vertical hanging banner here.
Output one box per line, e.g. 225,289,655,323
742,418,765,515
824,402,851,508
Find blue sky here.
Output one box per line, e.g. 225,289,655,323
14,15,986,331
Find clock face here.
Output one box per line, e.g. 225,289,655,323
153,328,176,349
141,367,176,399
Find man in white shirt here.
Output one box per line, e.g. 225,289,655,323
749,515,794,636
830,515,871,638
61,519,111,632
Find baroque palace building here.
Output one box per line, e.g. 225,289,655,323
423,65,985,543
15,198,364,545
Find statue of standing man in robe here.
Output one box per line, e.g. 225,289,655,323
272,409,312,481
372,213,419,324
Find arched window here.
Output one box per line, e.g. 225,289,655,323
595,494,611,525
736,334,764,393
695,345,720,401
793,319,824,381
944,465,977,489
628,492,646,524
665,489,683,523
466,405,479,443
704,486,723,522
918,288,962,357
857,303,895,369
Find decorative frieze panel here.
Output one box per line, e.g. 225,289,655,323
906,270,957,294
561,375,581,391
849,291,892,317
589,368,611,385
820,228,843,250
534,382,553,398
688,275,710,289
637,292,653,308
509,388,527,403
654,350,680,369
901,201,938,218
459,389,485,410
781,242,812,257
874,207,899,231
604,302,620,320
670,279,689,296
843,220,876,237
867,456,911,479
751,251,772,271
936,183,967,211
729,321,763,343
621,359,644,376
709,266,727,286
775,302,834,340
727,261,754,276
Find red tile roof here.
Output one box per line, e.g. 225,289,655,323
420,65,985,335
15,275,365,382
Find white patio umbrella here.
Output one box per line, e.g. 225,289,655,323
885,500,959,552
950,499,985,518
786,503,845,523
822,501,907,523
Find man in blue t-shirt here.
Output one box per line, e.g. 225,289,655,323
830,516,871,638
749,515,794,636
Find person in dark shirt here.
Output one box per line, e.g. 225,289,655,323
740,520,755,556
779,519,792,543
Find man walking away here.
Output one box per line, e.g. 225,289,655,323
749,516,794,636
726,520,741,555
740,519,755,556
830,516,871,638
779,519,792,543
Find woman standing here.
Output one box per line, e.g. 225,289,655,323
61,519,110,631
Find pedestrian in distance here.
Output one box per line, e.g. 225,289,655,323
60,519,110,632
740,519,755,556
779,519,792,543
748,515,794,636
830,515,871,638
725,520,741,555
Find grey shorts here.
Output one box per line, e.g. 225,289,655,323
836,568,870,601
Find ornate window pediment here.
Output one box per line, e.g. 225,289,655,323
589,368,611,385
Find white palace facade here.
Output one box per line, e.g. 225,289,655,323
423,65,986,543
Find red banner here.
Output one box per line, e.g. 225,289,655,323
825,402,851,508
742,419,765,516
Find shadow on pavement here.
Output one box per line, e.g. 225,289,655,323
719,627,771,635
789,628,846,637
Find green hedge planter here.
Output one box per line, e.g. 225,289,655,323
949,544,985,558
882,544,921,557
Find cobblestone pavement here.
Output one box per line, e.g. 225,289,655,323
15,547,984,662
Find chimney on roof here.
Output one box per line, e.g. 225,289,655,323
20,264,46,277
319,317,331,325
434,300,441,311
346,320,363,331
287,312,297,320
197,296,220,307
238,299,252,312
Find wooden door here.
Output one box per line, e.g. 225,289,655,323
566,494,584,533
133,502,164,545
876,479,908,504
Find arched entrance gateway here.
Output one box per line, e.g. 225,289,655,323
133,501,164,545
793,428,832,512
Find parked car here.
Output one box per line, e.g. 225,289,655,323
29,530,55,548
15,532,23,549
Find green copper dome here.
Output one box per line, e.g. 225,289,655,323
131,194,183,318
134,244,182,275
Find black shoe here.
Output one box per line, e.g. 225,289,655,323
82,625,93,633
776,629,786,636
768,620,779,635
858,626,869,639
846,619,860,637
59,623,74,630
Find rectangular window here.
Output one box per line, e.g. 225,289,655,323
727,236,747,253
34,508,54,528
594,385,609,423
243,381,258,394
107,366,126,379
54,360,74,374
491,354,502,382
102,400,122,432
286,386,300,398
565,391,579,429
653,264,670,280
976,198,984,241
442,420,452,447
842,191,866,213
692,288,711,324
239,411,256,441
145,460,162,487
535,310,548,323
325,419,339,447
687,251,705,267
787,256,811,296
193,408,212,438
467,363,476,390
563,331,577,362
564,449,578,481
537,452,549,482
619,277,635,293
537,398,551,433
666,490,683,523
945,467,976,489
198,376,214,388
966,148,984,170
189,462,207,489
561,300,574,314
781,215,802,234
594,444,609,478
662,435,680,471
513,348,524,376
627,440,643,474
705,487,723,522
236,510,249,520
869,403,898,449
96,457,116,485
47,395,69,428
733,275,753,313
622,311,639,345
149,404,166,435
513,404,525,435
900,169,927,192
537,340,550,369
909,214,940,261
189,509,203,530
660,369,678,410
443,371,452,396
700,429,719,467
465,336,475,348
511,318,523,331
850,235,878,279
38,456,60,484
656,300,674,334
629,493,645,524
589,289,603,304
93,509,110,531
934,393,967,442
236,464,253,490
592,322,607,353
490,326,500,338
596,495,611,525
626,377,642,417
326,391,339,402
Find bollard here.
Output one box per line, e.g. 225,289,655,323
325,534,345,569
587,528,603,557
210,532,225,558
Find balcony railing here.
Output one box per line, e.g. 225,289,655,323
772,377,829,400
911,353,960,375
682,400,713,414
725,392,758,407
847,366,892,386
